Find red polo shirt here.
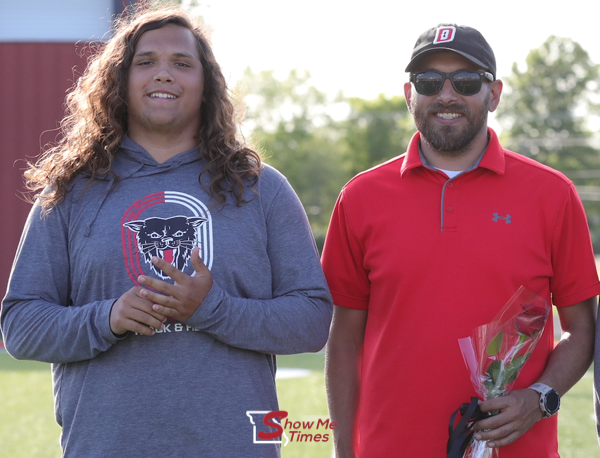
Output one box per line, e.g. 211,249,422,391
322,128,600,458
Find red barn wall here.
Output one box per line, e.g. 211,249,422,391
0,42,89,295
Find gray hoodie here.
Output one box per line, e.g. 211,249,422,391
1,137,333,457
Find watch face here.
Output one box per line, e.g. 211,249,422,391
546,391,560,412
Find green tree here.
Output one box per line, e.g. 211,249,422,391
238,70,415,250
344,94,414,176
496,36,600,170
496,36,600,248
238,68,349,250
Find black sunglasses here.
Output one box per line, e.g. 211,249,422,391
410,70,494,96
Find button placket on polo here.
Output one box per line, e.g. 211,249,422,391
441,179,459,231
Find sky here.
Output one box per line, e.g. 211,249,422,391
185,0,600,133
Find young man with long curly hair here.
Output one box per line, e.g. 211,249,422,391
1,6,332,457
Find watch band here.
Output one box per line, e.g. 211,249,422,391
529,383,560,417
529,382,553,395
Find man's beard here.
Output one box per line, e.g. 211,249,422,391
411,95,491,155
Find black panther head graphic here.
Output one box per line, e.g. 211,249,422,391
123,215,207,279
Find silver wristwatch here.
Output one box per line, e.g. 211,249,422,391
529,383,560,417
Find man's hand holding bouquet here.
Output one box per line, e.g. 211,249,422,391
446,286,551,458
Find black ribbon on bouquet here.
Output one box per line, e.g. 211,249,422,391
446,397,490,458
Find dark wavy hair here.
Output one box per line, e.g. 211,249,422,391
25,6,261,212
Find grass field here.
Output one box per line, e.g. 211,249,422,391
0,352,598,457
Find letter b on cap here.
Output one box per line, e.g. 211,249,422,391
433,26,456,44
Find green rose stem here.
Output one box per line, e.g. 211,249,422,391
485,333,533,404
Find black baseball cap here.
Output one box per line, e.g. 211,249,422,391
405,24,496,79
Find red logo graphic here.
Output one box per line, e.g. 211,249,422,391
246,410,336,447
257,411,288,440
433,26,456,44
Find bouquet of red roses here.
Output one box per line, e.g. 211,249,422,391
453,286,550,458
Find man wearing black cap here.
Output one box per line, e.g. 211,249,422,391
322,24,599,458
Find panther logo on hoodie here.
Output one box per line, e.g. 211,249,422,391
123,215,207,279
121,191,213,285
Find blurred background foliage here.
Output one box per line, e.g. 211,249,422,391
238,36,600,251
237,70,418,250
497,36,600,247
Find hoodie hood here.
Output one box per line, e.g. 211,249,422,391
115,135,203,178
83,136,203,236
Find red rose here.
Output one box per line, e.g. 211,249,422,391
513,304,548,337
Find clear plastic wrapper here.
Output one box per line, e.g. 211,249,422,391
457,286,550,458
